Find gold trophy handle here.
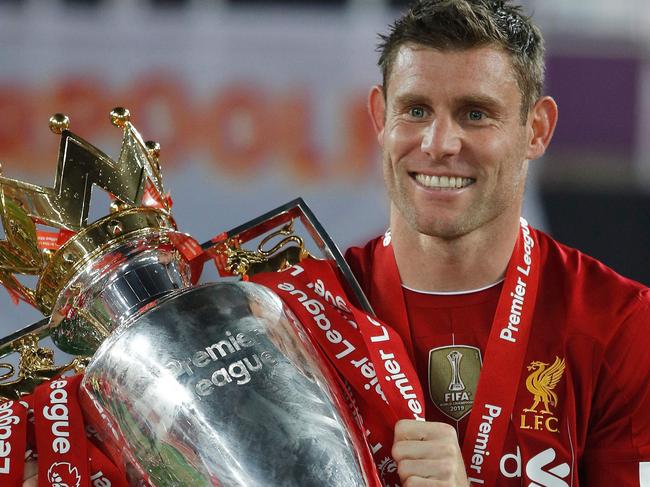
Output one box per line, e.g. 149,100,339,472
0,363,14,383
200,198,374,315
0,333,89,401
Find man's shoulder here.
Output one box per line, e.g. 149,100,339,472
344,235,383,264
535,228,649,339
344,235,384,290
536,228,648,298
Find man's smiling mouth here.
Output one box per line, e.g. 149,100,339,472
412,173,476,190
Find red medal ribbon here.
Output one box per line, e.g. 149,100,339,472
87,442,129,487
34,374,89,487
253,257,424,486
1,377,132,487
36,231,60,251
0,399,29,486
370,218,539,485
142,180,172,210
460,218,539,485
36,229,76,251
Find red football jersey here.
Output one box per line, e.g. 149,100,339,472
402,282,502,440
345,228,650,486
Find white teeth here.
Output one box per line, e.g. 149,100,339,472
414,174,474,189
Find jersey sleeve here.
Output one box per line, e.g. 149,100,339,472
580,290,650,486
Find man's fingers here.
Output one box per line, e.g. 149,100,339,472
397,458,453,480
392,439,457,461
22,477,38,487
401,475,446,487
22,459,38,486
394,419,458,441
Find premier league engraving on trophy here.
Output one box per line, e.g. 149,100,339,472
0,109,377,485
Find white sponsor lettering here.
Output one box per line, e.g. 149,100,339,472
350,356,385,401
278,281,357,360
367,316,390,343
364,428,382,455
277,280,388,404
445,391,470,402
499,446,522,478
382,229,391,247
499,446,571,486
288,264,304,277
640,462,650,487
526,447,570,486
313,277,351,313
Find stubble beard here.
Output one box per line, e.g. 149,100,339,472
383,152,527,241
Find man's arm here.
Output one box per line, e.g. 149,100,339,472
580,294,650,485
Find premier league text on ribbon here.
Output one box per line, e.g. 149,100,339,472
500,219,534,344
467,404,502,484
0,400,24,473
278,268,425,421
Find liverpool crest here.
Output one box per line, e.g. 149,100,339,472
428,345,482,420
520,356,565,433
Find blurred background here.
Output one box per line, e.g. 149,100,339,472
0,0,648,337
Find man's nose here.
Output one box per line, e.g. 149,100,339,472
420,116,461,160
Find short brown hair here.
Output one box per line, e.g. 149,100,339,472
377,0,545,121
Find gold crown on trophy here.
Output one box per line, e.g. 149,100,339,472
0,107,175,314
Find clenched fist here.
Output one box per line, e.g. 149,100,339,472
392,419,470,486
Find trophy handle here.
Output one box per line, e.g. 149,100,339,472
0,317,50,359
200,197,375,316
216,220,309,278
0,331,89,400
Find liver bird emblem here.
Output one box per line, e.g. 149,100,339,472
523,356,565,414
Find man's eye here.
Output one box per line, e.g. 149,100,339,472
468,110,485,121
408,107,426,118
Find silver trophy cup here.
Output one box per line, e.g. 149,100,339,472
0,109,377,486
79,259,372,486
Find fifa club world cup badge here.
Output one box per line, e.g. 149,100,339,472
428,345,482,421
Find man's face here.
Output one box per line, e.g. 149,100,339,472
373,44,534,239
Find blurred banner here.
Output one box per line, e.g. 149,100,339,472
0,2,648,333
0,4,394,330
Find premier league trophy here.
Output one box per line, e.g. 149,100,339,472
0,109,378,485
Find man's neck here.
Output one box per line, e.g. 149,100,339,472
390,210,521,293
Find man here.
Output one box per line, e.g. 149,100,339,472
19,1,649,486
345,0,650,485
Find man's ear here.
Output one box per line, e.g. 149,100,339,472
526,96,558,160
368,85,387,145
